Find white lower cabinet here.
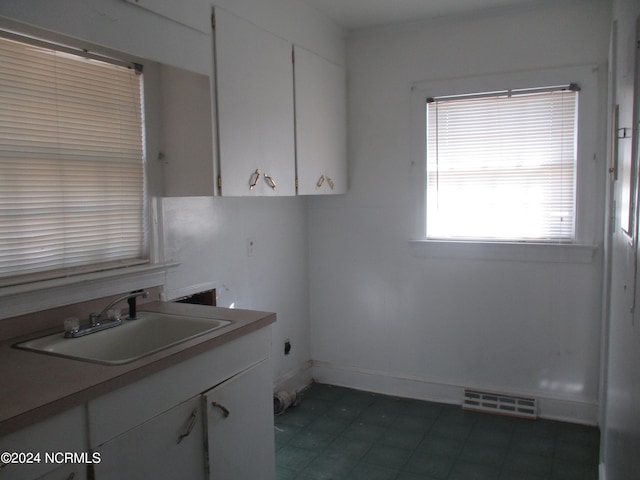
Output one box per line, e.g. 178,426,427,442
203,360,275,480
36,464,87,480
92,360,275,480
92,396,205,480
0,407,87,480
1,328,274,480
0,458,87,480
86,327,274,479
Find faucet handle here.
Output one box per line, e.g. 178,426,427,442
63,317,80,335
89,312,101,326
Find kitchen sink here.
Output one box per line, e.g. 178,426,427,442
14,312,231,365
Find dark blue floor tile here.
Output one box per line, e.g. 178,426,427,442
324,436,373,460
363,444,412,469
503,451,553,477
511,432,555,457
276,384,600,480
404,452,455,479
346,463,399,480
341,420,387,441
276,445,320,471
302,453,357,480
416,435,464,458
378,427,424,450
551,459,599,480
459,441,507,467
448,460,501,480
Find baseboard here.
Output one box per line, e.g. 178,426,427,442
274,360,313,394
312,360,461,406
312,361,598,425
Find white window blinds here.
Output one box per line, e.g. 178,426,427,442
426,86,578,242
0,33,146,285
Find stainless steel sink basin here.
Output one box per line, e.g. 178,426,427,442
14,311,231,365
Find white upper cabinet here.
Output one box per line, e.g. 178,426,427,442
213,8,296,196
212,9,346,197
294,46,347,195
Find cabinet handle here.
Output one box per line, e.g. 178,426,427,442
316,175,335,190
326,177,335,190
249,169,261,190
211,401,230,418
263,173,277,190
176,408,198,444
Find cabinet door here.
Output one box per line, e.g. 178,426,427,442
203,360,275,480
0,407,87,480
294,46,347,195
36,464,86,480
213,8,296,196
159,64,215,197
93,397,204,480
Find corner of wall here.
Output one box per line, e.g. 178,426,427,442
274,359,314,394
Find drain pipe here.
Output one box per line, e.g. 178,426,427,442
273,390,300,415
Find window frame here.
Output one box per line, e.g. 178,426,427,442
409,65,601,262
425,84,579,243
0,29,149,286
0,20,168,319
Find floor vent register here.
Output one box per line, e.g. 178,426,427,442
463,389,537,419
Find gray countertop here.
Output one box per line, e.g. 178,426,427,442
0,301,276,437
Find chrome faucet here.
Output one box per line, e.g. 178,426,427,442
93,290,149,323
65,290,149,338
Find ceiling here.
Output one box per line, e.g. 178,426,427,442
299,0,546,30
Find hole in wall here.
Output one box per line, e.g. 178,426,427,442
173,289,217,306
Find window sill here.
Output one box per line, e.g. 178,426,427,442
409,240,598,264
0,262,179,321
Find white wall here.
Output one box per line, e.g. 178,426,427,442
309,0,611,424
0,0,345,391
602,0,640,477
161,196,313,390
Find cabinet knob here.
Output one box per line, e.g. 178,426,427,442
211,401,230,418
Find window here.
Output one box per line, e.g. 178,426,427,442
426,85,578,242
0,31,146,286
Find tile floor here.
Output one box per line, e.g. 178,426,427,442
274,383,599,480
